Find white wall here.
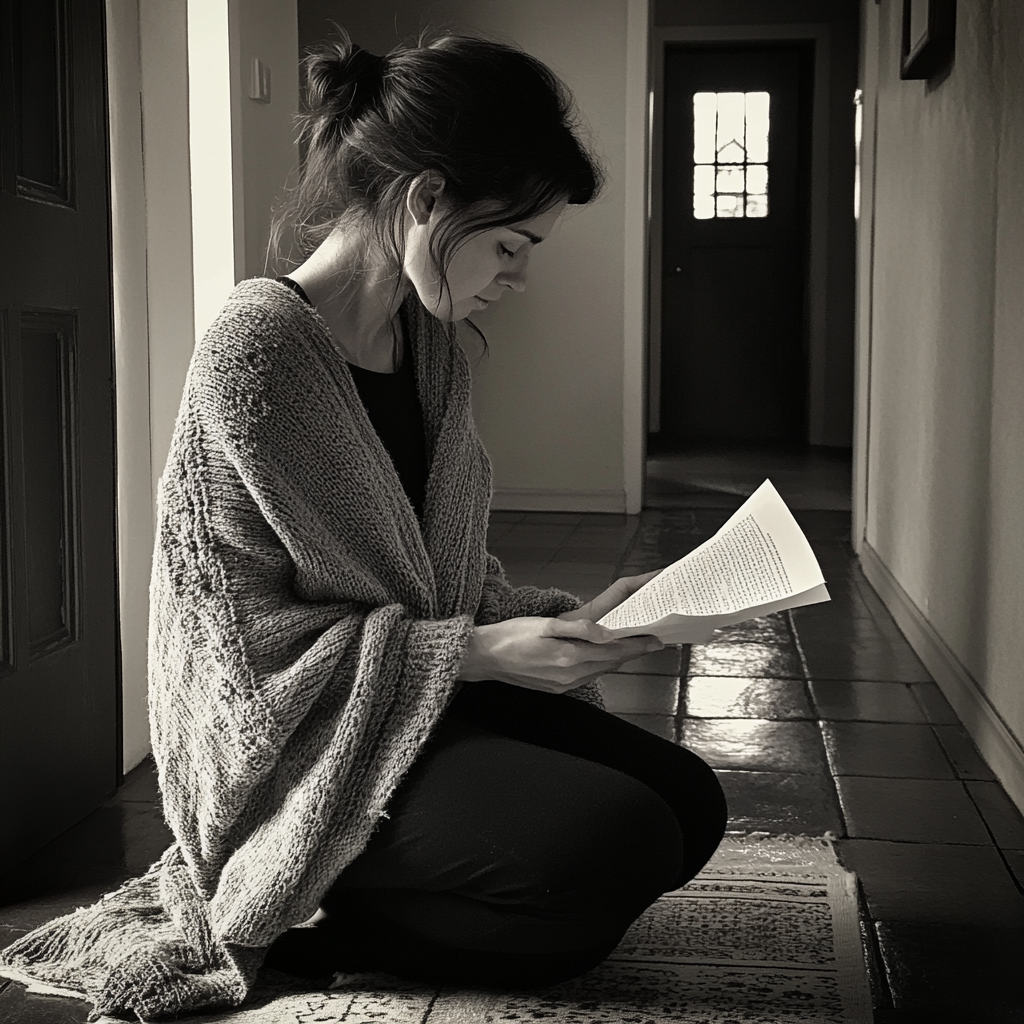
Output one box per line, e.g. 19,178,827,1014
858,0,1024,809
106,0,196,771
190,0,300,336
298,0,648,512
235,1,301,279
106,0,156,772
106,0,299,769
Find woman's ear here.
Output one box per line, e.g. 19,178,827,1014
406,170,446,225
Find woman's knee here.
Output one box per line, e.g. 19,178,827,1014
535,767,686,910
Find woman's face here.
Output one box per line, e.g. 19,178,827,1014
404,198,566,322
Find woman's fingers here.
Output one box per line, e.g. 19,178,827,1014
543,616,616,644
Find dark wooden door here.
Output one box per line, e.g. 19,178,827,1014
0,0,119,873
659,45,811,443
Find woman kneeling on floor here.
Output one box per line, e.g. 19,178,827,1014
0,30,726,1020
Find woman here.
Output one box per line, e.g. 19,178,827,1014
0,31,725,1020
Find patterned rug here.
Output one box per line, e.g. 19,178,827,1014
90,833,870,1023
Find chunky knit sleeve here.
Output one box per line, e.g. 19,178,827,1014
475,553,583,624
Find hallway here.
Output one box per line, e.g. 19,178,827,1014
1,499,1022,1022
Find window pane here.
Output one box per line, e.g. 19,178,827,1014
694,164,715,196
746,92,770,163
691,90,771,220
716,92,746,162
746,194,768,218
746,164,768,194
693,92,716,163
716,166,744,194
716,194,743,218
694,193,715,219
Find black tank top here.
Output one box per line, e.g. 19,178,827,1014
277,277,429,520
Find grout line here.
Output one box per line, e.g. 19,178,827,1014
785,609,811,682
960,782,1024,897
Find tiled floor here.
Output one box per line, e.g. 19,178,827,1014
646,437,853,511
2,502,1023,1022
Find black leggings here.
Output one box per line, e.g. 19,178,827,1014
265,680,727,988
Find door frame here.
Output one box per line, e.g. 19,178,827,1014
647,23,832,445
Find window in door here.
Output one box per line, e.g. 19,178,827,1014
692,91,770,219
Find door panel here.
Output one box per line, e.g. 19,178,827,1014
22,313,79,658
0,0,119,873
659,45,812,444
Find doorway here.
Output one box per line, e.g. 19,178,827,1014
647,36,851,512
658,43,812,444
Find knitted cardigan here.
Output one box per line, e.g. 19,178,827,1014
0,279,601,1021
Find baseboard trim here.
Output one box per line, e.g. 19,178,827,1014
861,541,1024,814
491,488,627,514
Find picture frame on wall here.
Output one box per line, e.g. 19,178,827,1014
901,0,957,80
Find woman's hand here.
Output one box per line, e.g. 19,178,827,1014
458,616,664,694
557,570,662,625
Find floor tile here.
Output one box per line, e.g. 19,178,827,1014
0,803,171,933
615,646,684,676
599,675,679,715
0,878,126,936
705,615,791,647
501,564,554,587
488,543,557,564
563,526,637,549
836,777,990,844
966,781,1024,849
874,920,1024,1019
933,724,997,781
113,756,160,804
682,677,812,719
1005,849,1024,888
677,719,827,774
838,839,1024,927
715,770,843,835
613,713,675,741
497,524,576,546
549,545,627,565
909,682,962,725
0,981,92,1023
486,522,515,543
809,680,926,723
0,924,27,949
487,510,525,524
687,643,804,680
520,512,584,526
821,722,954,778
789,595,878,635
798,634,932,682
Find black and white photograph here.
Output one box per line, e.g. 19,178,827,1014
0,1,1021,1022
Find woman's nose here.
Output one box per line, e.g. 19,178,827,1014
498,262,528,293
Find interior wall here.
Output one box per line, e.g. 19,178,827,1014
233,1,301,279
190,0,300,337
105,0,155,772
297,0,640,511
654,0,859,448
862,0,1024,808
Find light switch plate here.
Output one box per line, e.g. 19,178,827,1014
249,57,271,103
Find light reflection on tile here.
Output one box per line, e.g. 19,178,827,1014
683,677,812,719
688,643,804,680
678,719,827,773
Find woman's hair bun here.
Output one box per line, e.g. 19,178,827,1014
303,30,385,133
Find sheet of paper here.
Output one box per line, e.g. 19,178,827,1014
598,480,829,642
